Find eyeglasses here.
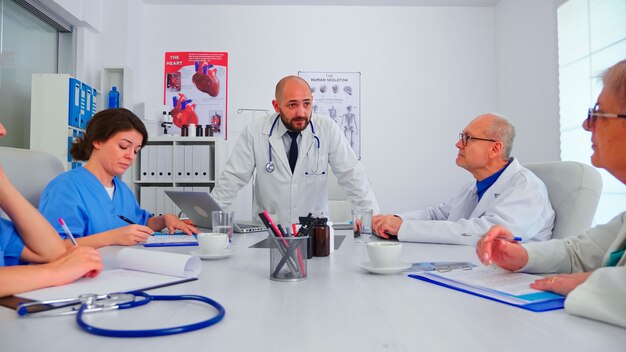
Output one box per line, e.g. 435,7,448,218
458,132,497,147
586,104,626,129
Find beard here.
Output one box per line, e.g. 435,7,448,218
279,109,311,132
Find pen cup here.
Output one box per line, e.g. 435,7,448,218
269,236,308,282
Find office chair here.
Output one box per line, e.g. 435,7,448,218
327,168,352,223
0,146,65,214
524,161,602,239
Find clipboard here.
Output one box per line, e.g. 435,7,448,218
409,269,565,312
143,233,199,247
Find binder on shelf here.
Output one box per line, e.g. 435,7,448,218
191,145,202,181
83,83,93,129
174,144,185,181
164,145,173,181
90,87,97,121
194,144,212,181
66,132,73,162
149,145,158,181
209,145,215,180
183,145,194,181
192,186,211,194
140,187,157,216
79,82,88,129
157,187,174,216
68,78,81,128
139,145,151,181
409,266,565,312
156,145,166,181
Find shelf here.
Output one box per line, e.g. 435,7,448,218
133,180,216,184
148,136,218,143
101,67,132,110
132,136,224,217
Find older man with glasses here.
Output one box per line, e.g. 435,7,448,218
476,60,626,328
373,113,555,245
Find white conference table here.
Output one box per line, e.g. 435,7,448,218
1,231,624,352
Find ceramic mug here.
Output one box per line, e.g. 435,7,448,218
366,242,402,268
197,232,228,254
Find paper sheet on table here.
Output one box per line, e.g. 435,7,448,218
411,265,564,305
16,248,201,301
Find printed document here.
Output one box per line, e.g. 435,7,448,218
17,248,201,301
416,265,563,305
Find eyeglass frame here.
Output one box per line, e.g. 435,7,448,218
586,104,626,129
458,132,497,147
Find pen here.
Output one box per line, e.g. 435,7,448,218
462,233,522,242
58,218,78,246
277,224,289,237
118,215,136,225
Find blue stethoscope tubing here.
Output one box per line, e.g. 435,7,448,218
265,114,320,173
75,291,226,338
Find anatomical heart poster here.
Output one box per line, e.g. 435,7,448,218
164,52,228,139
298,71,361,158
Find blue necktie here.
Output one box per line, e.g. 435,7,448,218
287,131,299,173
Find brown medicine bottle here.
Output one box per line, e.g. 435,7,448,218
313,217,330,257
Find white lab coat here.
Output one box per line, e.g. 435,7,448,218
397,158,555,245
212,113,379,225
522,212,626,328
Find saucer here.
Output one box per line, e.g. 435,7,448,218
190,248,234,260
359,261,411,275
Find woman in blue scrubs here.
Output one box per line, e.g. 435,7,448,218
0,123,102,297
38,109,198,248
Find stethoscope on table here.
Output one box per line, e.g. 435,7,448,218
265,114,324,175
17,290,226,338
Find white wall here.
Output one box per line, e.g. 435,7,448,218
138,5,498,214
54,0,561,215
495,0,561,162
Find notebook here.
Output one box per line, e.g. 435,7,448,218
164,190,266,233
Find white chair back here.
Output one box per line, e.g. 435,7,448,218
0,146,65,210
327,168,352,223
525,161,602,239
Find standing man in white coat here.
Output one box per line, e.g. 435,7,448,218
476,59,626,328
373,114,554,245
211,75,378,224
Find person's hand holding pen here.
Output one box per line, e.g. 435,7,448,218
48,246,103,282
475,225,528,271
56,218,102,280
114,215,155,244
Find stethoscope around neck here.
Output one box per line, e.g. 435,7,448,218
265,114,322,175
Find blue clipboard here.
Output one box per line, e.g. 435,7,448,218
409,274,565,312
142,233,199,247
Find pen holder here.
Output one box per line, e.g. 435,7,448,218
269,236,308,282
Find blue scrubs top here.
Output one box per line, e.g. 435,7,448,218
38,167,152,239
0,218,25,267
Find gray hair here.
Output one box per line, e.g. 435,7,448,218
485,113,515,160
601,59,626,112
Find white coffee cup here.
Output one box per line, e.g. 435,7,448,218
366,242,402,268
197,232,228,254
